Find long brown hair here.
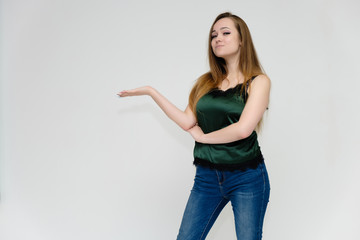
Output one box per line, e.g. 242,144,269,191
189,12,266,119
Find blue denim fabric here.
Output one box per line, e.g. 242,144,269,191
177,162,270,240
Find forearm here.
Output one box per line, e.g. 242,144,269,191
199,122,250,144
149,88,196,131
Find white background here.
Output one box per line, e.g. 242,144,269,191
1,0,360,239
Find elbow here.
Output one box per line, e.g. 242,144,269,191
181,126,191,131
237,128,253,140
180,122,196,131
235,121,255,140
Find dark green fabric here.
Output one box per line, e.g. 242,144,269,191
193,84,262,165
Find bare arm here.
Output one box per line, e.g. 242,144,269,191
118,86,196,131
188,75,270,143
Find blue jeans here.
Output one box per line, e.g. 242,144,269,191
177,162,270,240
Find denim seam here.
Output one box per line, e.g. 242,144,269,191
215,170,221,184
257,164,267,240
215,170,228,198
199,198,226,240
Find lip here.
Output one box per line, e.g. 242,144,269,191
215,45,224,48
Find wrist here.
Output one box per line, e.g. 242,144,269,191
147,86,156,97
198,133,207,143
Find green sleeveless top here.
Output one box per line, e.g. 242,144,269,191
193,82,263,171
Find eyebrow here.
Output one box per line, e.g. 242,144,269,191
212,27,231,33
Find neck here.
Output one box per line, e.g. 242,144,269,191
225,56,244,84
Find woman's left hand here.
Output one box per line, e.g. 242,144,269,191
187,124,205,143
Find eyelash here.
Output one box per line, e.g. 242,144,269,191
211,32,231,39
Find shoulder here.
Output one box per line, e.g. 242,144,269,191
251,74,271,89
247,74,270,96
253,74,270,84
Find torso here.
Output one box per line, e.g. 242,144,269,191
193,79,263,171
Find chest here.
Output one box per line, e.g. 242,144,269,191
196,92,246,118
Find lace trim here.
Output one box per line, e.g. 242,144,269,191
193,154,264,172
208,83,244,98
207,75,258,99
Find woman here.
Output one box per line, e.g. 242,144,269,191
118,12,270,240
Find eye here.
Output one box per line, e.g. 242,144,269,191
223,32,231,35
211,35,217,39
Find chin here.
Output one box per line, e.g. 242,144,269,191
214,51,238,60
214,53,228,59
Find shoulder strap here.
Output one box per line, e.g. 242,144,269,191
244,75,258,102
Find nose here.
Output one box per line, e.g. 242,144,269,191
215,34,223,42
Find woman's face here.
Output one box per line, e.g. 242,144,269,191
211,18,241,60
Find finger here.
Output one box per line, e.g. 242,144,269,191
117,91,128,97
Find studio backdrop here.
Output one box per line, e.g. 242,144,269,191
1,0,359,239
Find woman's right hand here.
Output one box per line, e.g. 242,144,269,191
117,86,153,97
